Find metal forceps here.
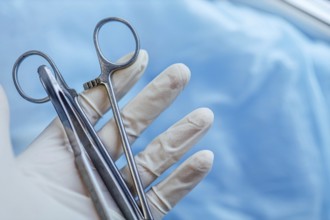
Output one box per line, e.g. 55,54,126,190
12,17,153,220
84,17,152,219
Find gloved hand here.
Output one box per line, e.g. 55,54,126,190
0,50,214,220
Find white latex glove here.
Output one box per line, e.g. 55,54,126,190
0,50,214,220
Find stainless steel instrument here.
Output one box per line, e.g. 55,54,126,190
12,17,153,220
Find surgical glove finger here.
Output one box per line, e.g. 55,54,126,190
147,150,214,219
98,63,191,159
120,108,214,192
79,49,148,125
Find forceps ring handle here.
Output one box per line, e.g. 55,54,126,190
94,17,140,70
84,17,140,90
12,50,60,103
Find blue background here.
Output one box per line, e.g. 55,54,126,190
1,0,330,219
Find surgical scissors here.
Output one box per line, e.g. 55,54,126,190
13,50,141,219
12,17,153,220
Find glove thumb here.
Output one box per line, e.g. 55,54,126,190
0,85,14,165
